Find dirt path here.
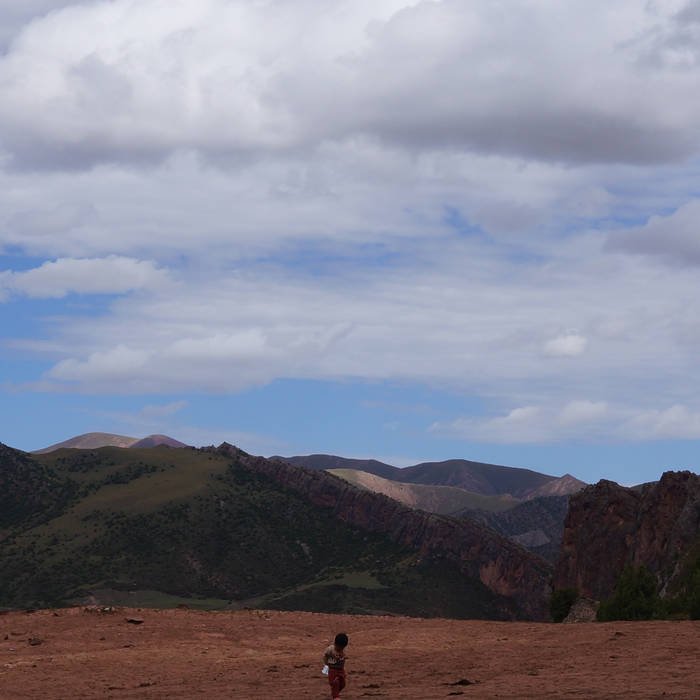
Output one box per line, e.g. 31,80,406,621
1,608,698,698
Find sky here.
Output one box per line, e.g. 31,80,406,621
2,0,700,485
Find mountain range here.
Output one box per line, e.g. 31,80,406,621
1,440,551,619
278,453,586,500
2,433,697,621
279,454,585,561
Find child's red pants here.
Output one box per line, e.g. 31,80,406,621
328,668,346,698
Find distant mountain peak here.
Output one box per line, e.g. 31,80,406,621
32,432,139,454
33,432,187,454
129,434,189,449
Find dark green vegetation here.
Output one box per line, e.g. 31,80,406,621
597,558,700,621
549,587,579,622
597,566,660,621
0,444,512,618
0,444,77,533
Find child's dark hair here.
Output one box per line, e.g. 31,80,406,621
334,633,348,647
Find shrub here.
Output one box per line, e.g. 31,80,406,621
550,587,578,622
687,567,700,620
597,565,660,621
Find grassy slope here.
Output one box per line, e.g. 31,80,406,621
329,468,519,515
1,446,512,619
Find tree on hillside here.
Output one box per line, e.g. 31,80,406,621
597,565,660,621
550,587,578,622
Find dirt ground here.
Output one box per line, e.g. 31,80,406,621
1,608,698,699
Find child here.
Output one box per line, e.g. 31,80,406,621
322,633,348,700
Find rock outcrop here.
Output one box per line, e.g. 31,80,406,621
563,598,599,623
554,471,700,600
216,444,553,620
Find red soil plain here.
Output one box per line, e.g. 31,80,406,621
1,607,698,699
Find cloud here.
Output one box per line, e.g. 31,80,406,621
431,400,700,444
1,256,166,299
558,400,610,427
622,404,700,440
49,345,152,385
1,1,700,452
543,333,588,358
1,1,699,170
0,236,684,401
0,1,76,51
606,199,700,266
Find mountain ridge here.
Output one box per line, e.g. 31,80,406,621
279,453,585,499
1,441,551,620
33,432,187,454
329,468,520,515
215,444,552,620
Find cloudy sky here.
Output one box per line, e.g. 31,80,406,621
2,0,700,483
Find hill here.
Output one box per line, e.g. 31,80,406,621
276,454,400,479
32,432,139,453
0,443,77,535
0,442,551,620
328,468,519,515
554,471,700,606
280,454,585,499
33,433,187,454
129,434,188,449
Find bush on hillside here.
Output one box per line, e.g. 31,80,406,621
550,587,578,622
597,565,660,621
685,561,700,620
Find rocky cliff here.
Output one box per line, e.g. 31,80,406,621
216,444,553,620
554,471,700,600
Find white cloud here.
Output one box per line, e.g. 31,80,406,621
0,1,699,169
1,256,166,299
0,234,690,404
49,345,151,384
1,1,700,450
543,333,588,358
558,400,610,427
432,400,700,444
621,404,700,440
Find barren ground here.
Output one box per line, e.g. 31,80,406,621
1,608,698,699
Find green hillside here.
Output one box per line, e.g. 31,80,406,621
329,468,519,515
0,444,513,619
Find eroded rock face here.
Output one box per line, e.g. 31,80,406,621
214,444,553,621
554,471,700,600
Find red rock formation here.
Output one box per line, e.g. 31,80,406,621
554,471,700,600
214,444,553,620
